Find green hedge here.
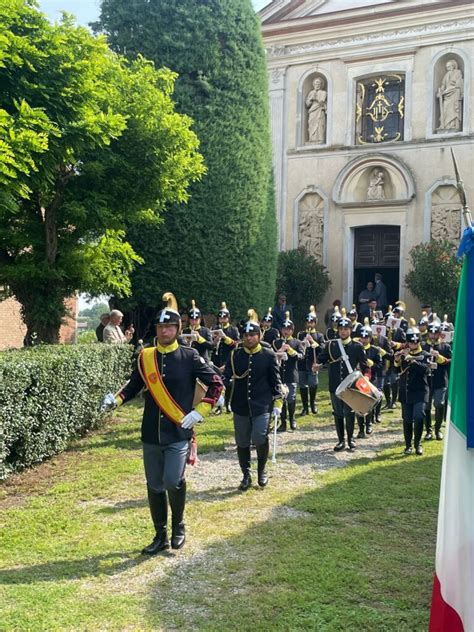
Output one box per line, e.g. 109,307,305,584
0,344,133,479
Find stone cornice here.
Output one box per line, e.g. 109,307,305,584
266,18,474,60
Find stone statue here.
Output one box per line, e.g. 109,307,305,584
305,77,327,144
298,193,324,262
367,168,385,200
437,59,463,132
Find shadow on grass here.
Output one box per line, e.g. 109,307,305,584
145,450,442,631
0,551,150,585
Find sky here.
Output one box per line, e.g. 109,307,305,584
38,0,271,25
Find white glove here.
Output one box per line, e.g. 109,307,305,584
272,407,282,418
216,395,225,408
181,410,204,429
100,392,116,412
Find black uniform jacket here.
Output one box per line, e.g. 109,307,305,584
395,348,431,404
297,330,326,372
362,343,383,381
318,338,369,393
211,324,240,369
272,337,305,383
423,342,452,390
181,326,214,361
370,334,392,377
223,343,282,417
262,327,279,346
117,344,223,445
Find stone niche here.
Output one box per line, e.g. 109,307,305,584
298,191,324,262
430,185,461,244
333,153,415,207
432,53,465,135
302,72,328,145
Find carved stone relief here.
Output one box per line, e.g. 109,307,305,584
298,192,324,262
431,185,461,244
367,168,386,200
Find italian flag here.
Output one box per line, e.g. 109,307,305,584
429,226,474,632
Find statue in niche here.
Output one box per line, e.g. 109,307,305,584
437,59,464,132
367,168,385,200
298,193,324,262
305,77,327,144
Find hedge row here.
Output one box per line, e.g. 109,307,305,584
0,344,133,479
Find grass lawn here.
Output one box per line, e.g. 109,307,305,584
0,373,443,631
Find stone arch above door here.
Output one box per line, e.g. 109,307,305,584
332,153,415,207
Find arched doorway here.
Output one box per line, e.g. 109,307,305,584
353,225,400,308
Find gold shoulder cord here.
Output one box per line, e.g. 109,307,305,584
328,340,341,364
230,348,250,380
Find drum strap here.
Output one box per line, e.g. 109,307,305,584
337,340,354,375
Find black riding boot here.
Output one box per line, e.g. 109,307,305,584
425,401,433,439
277,402,287,432
434,406,444,440
142,488,169,555
334,416,345,451
356,415,365,439
237,446,252,490
403,420,413,454
374,399,382,423
366,410,374,435
383,384,392,409
299,388,309,416
346,413,356,450
224,387,232,413
288,401,297,430
256,440,269,487
414,420,424,455
168,481,186,549
309,386,318,414
390,382,399,408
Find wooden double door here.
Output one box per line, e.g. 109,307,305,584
353,226,400,307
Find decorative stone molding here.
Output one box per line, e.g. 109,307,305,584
333,153,415,207
266,19,474,59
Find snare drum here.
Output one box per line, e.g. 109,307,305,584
335,371,382,416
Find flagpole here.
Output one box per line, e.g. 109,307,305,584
451,148,473,228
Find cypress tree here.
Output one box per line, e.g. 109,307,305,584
95,0,277,323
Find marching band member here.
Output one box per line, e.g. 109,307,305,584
348,304,363,339
325,306,341,341
316,314,369,452
418,313,430,345
369,316,392,423
382,306,405,410
181,299,214,362
211,302,240,414
394,325,431,456
356,325,384,437
423,321,451,440
100,293,223,554
260,308,280,346
296,306,325,416
273,312,305,431
223,311,283,490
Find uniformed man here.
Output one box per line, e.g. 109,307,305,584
260,308,280,346
273,312,305,431
296,306,325,416
316,315,369,451
423,322,451,441
394,326,432,455
325,307,341,341
383,308,406,410
348,304,363,339
100,293,223,554
181,300,214,362
369,316,392,423
392,301,409,333
356,325,384,437
210,302,240,414
223,312,282,490
418,313,430,345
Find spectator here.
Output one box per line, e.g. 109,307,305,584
324,299,342,328
358,282,376,320
374,273,388,315
96,313,110,342
272,292,293,332
103,309,134,344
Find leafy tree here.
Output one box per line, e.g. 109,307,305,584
94,0,277,324
78,302,110,329
0,0,204,343
276,248,331,327
405,239,461,319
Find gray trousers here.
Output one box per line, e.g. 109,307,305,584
143,441,189,494
233,413,270,448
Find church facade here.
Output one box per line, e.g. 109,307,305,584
260,0,473,316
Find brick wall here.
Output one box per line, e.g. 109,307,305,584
0,296,78,350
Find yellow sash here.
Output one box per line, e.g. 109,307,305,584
139,348,184,425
